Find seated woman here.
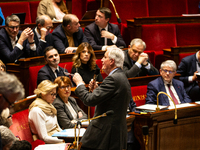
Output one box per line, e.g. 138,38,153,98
28,80,64,144
53,76,87,129
71,42,103,84
37,0,68,20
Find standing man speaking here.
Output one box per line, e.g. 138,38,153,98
73,47,131,150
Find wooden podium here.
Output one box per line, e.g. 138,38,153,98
129,103,200,150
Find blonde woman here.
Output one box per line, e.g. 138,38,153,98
71,42,103,84
37,0,68,20
28,80,64,144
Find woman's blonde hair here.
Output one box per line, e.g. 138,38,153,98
72,42,96,70
56,0,68,14
34,80,58,97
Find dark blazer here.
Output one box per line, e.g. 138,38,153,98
52,24,88,54
75,68,131,150
52,96,87,129
123,50,159,78
145,77,191,106
84,22,126,50
37,64,68,85
177,54,198,93
0,28,33,64
33,28,54,56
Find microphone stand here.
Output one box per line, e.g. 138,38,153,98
156,92,177,124
109,0,121,24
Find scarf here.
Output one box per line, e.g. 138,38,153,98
63,25,75,47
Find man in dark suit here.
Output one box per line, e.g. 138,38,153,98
84,7,126,51
33,15,54,56
0,15,36,64
37,46,69,85
52,14,88,54
123,38,159,78
177,51,200,101
146,60,191,105
73,47,131,150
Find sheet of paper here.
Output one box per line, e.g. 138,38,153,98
136,104,168,111
52,128,86,137
168,103,197,109
35,143,67,150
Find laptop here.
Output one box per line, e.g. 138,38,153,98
12,13,26,24
81,10,96,20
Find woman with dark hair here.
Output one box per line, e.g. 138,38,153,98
37,0,68,20
71,42,103,84
53,76,87,129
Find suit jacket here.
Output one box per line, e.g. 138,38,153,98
52,24,88,54
84,22,126,50
75,68,131,150
0,28,33,64
123,50,159,78
33,28,54,56
37,0,57,20
52,96,87,129
177,54,198,93
145,77,191,106
37,64,67,85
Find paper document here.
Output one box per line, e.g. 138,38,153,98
136,104,168,111
35,143,67,150
52,128,86,137
168,103,197,109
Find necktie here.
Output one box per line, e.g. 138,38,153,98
101,28,105,45
55,69,61,77
167,84,179,105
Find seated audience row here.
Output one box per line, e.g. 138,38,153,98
0,7,126,65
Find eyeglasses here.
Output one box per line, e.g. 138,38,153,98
7,115,12,119
131,49,143,55
50,93,57,97
59,85,71,89
8,26,19,30
2,94,14,107
162,69,175,74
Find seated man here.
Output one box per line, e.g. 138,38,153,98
177,51,200,101
0,15,36,64
123,38,159,78
84,7,126,50
146,60,191,105
52,14,88,54
37,46,69,85
33,15,54,56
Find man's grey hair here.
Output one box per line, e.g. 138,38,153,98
0,72,24,102
5,15,20,26
62,14,77,27
130,38,146,50
0,125,16,148
160,60,177,71
108,47,124,68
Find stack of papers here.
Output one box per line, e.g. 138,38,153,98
136,104,168,111
52,128,86,137
35,143,67,150
168,103,197,109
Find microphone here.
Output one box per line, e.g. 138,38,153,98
142,125,149,150
156,92,177,124
109,0,121,24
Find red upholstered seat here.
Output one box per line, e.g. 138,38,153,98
148,0,188,16
178,53,195,65
96,59,107,79
176,23,200,46
131,85,147,106
187,0,199,14
141,24,177,69
0,2,32,24
71,0,88,20
29,1,40,23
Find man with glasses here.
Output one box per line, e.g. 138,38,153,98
123,38,159,78
33,15,54,56
145,60,191,105
52,14,88,54
0,15,36,64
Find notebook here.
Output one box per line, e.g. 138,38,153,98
12,12,26,24
81,10,96,20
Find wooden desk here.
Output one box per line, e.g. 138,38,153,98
163,45,200,65
127,16,200,39
129,103,200,150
